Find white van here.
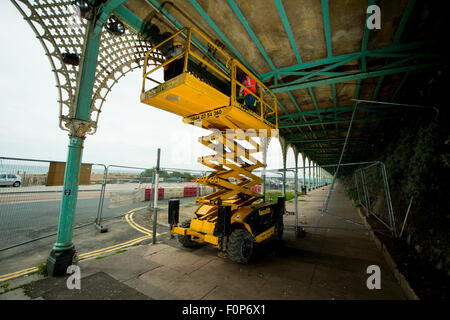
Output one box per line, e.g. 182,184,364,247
0,174,22,187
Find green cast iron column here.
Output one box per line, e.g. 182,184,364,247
53,137,84,251
320,167,322,186
315,163,317,188
281,142,287,197
315,163,318,188
316,164,319,187
308,159,312,190
317,165,320,187
47,7,103,276
312,162,315,189
302,153,306,193
320,165,322,186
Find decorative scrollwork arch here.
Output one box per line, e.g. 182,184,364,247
11,0,161,136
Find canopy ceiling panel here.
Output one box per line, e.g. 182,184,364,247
119,0,443,166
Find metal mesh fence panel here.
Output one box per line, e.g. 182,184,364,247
72,164,105,227
273,162,397,236
0,157,60,250
355,162,394,232
96,166,215,224
0,157,106,251
98,165,153,222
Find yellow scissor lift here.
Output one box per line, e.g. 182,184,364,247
141,27,283,263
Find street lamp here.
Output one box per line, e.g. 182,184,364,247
105,15,125,36
72,0,94,20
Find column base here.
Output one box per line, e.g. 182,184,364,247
46,248,76,277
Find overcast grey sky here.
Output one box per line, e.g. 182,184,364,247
0,1,302,172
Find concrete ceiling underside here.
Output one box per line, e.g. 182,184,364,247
119,0,443,166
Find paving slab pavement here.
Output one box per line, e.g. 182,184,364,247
1,183,407,300
0,216,144,275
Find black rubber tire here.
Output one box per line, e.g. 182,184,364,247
177,219,202,248
227,229,254,264
12,181,20,187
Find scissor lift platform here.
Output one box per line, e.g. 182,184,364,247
140,73,228,117
140,72,276,132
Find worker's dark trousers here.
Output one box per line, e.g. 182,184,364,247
164,64,173,81
164,59,183,81
244,94,257,113
172,59,184,78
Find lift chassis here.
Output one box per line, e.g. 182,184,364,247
169,195,285,263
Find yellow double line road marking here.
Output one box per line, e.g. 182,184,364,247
0,266,39,283
125,206,164,237
125,208,152,235
78,235,151,260
0,206,166,283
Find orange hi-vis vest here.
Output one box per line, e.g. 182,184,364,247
243,75,256,96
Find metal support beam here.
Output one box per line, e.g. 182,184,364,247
368,0,416,121
315,163,318,189
227,0,275,70
279,115,387,128
278,104,394,121
271,63,437,93
317,164,319,187
294,161,299,234
308,159,312,191
225,0,306,136
275,0,301,64
281,142,287,197
302,153,306,193
361,0,376,71
273,0,327,140
114,5,162,41
260,41,426,80
393,0,416,46
284,127,384,140
188,0,255,74
144,0,228,73
47,11,103,276
281,54,358,87
289,138,365,145
321,0,332,58
95,0,128,35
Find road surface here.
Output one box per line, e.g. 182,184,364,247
0,183,197,251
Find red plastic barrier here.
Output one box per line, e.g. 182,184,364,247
145,187,164,201
184,186,198,197
251,185,262,192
